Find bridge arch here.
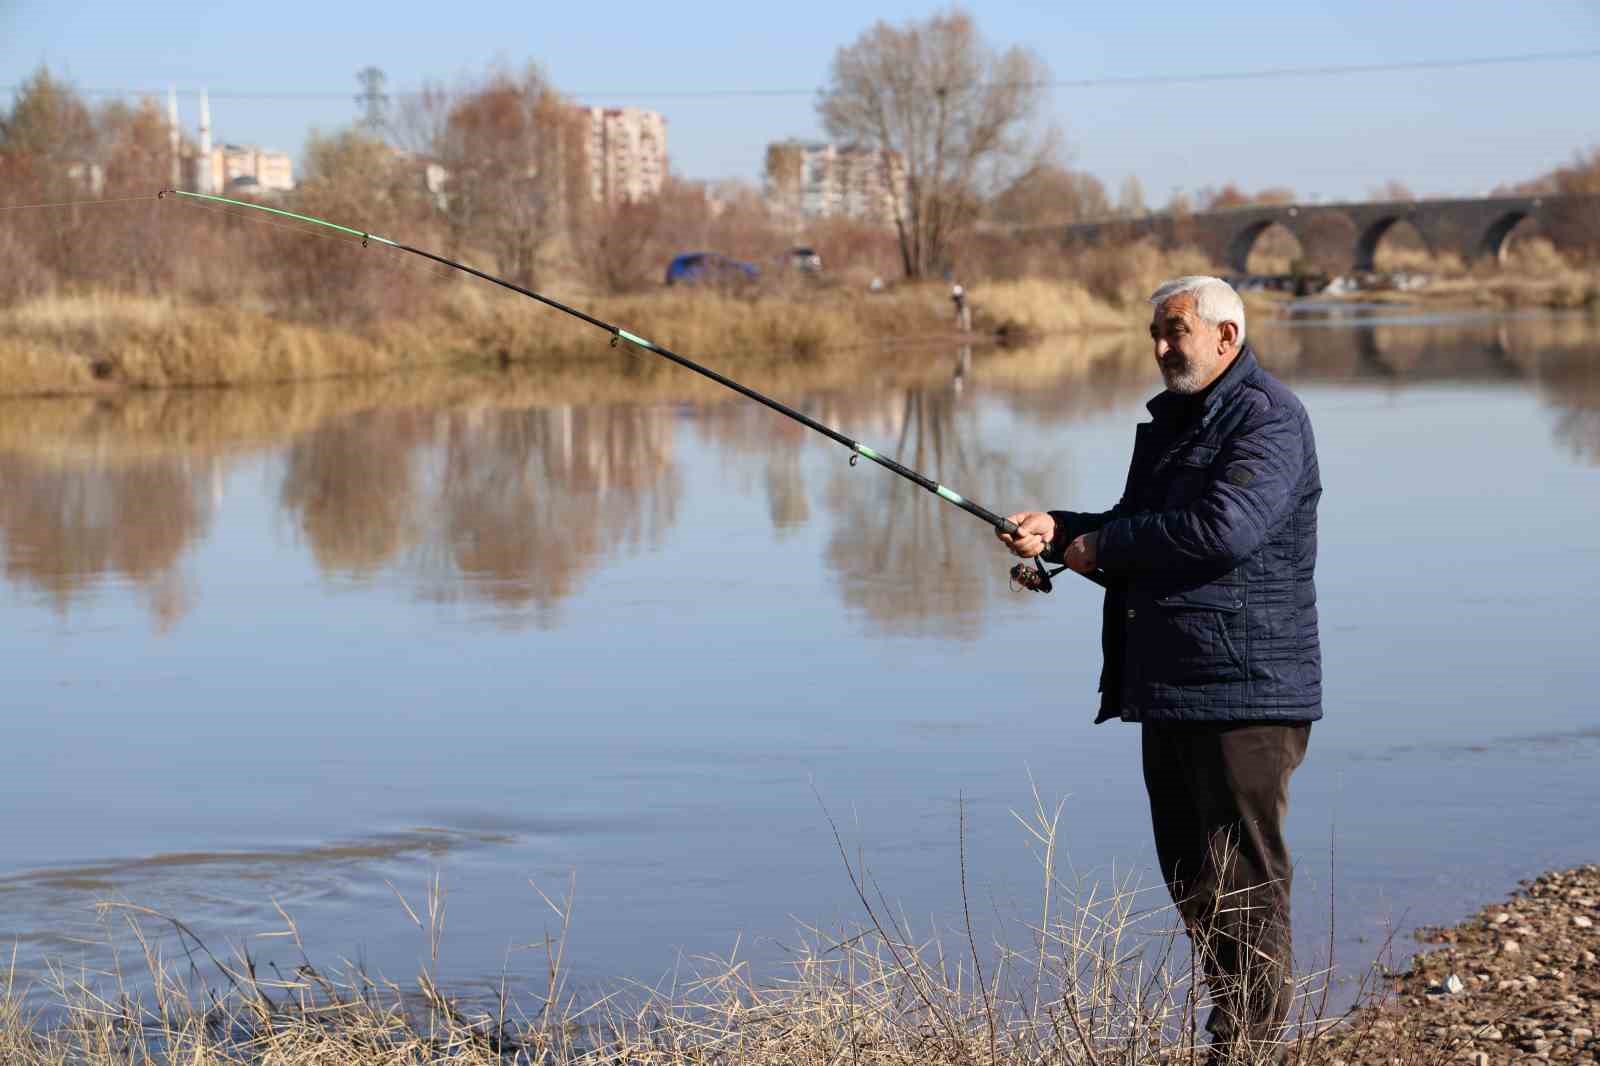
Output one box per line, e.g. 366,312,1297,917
1354,216,1435,272
1477,211,1531,264
1226,218,1298,273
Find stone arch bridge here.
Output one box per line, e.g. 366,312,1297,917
1060,193,1597,274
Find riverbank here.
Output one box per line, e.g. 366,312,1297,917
1317,864,1600,1065
0,278,1132,397
4,265,1593,398
2,865,1596,1064
1247,269,1600,314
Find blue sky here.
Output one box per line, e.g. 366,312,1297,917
5,0,1598,203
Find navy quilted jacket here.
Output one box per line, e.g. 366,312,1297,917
1048,345,1322,723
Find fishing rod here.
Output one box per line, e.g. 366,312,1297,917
160,187,1103,593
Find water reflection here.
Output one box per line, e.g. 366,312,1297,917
1267,315,1600,464
683,351,1056,635
417,404,679,621
282,413,429,574
283,403,681,625
827,384,1054,636
1533,346,1600,463
0,451,214,630
1,312,1596,631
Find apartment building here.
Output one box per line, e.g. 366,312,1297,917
764,141,907,228
578,106,667,204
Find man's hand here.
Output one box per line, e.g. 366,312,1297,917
998,511,1056,559
1063,531,1099,574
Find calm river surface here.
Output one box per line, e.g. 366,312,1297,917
2,308,1597,1010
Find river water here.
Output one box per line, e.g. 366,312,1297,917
2,308,1597,1013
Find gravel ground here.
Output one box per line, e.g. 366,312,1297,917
1314,864,1600,1065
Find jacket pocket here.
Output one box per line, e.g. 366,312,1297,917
1151,585,1247,681
1162,444,1220,507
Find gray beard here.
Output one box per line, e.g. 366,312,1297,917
1160,357,1207,395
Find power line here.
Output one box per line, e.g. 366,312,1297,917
5,48,1599,103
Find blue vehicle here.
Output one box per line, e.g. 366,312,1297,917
664,251,760,286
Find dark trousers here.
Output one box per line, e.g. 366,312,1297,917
1142,721,1311,1056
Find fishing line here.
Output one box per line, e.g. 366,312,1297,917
0,194,161,212
171,196,462,287
145,187,1095,592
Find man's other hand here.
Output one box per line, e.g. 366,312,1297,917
1064,532,1100,574
998,511,1056,558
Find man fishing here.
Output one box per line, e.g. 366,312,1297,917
998,275,1322,1064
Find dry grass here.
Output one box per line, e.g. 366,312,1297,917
0,280,1132,398
0,794,1450,1066
969,278,1132,338
6,246,1590,398
1066,241,1218,311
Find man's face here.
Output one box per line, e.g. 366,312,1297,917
1148,294,1235,395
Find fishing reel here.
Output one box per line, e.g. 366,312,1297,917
1010,556,1067,594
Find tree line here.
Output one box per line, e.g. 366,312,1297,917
5,6,1597,313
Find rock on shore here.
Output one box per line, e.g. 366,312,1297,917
1322,864,1599,1064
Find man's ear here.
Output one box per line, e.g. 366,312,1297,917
1218,320,1239,352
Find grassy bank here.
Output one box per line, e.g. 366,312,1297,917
4,261,1593,399
0,279,1134,398
0,806,1413,1066
5,866,1593,1066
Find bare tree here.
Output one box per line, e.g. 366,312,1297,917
989,160,1109,226
1369,179,1416,202
1197,183,1297,211
1117,174,1147,218
817,10,1050,279
574,193,666,293
1548,146,1600,258
278,129,437,318
764,142,806,229
430,67,588,288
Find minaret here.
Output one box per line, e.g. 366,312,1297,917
198,88,213,194
167,85,181,188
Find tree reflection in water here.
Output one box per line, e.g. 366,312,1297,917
281,413,431,575
282,403,680,626
422,404,679,624
685,349,1066,637
2,314,1596,633
822,379,1054,638
0,453,214,631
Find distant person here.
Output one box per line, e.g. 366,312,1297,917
997,275,1321,1064
950,282,971,332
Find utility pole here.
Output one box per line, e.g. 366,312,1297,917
354,66,389,134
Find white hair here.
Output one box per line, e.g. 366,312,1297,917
1149,275,1246,346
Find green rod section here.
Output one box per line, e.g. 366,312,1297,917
168,189,394,244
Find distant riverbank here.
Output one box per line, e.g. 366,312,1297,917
1247,266,1600,314
0,279,1131,397
3,266,1593,398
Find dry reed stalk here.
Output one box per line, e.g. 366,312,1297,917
0,824,1434,1066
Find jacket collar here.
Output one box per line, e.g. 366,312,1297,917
1145,344,1258,429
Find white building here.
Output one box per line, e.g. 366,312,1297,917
197,143,294,194
578,106,667,204
764,141,907,228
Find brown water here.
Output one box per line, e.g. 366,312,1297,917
2,308,1597,1010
